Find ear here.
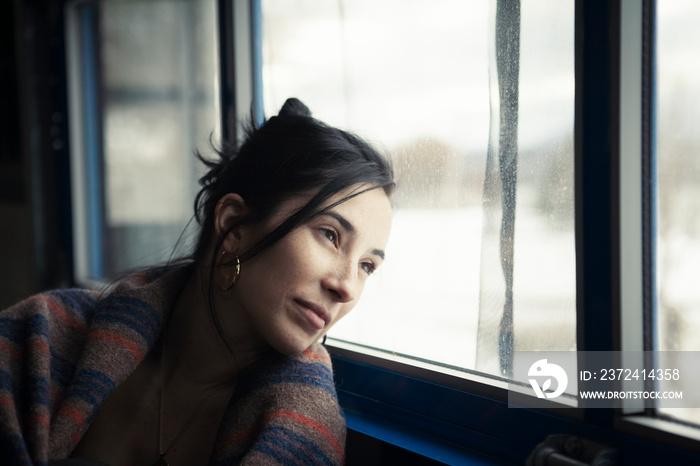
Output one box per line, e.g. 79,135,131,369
214,193,249,253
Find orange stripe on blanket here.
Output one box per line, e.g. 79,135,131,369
88,330,144,360
303,347,331,362
57,406,86,427
0,339,22,360
214,423,260,451
266,409,344,461
0,336,49,361
50,385,62,405
0,393,15,408
29,338,50,356
29,412,50,429
42,295,87,334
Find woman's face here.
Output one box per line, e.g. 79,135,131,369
218,185,393,355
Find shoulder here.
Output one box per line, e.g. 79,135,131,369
214,342,346,464
1,288,100,335
0,289,100,387
246,342,337,395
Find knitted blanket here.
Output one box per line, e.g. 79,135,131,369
0,266,346,465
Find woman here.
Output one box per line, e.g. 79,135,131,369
0,98,395,465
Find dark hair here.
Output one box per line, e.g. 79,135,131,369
193,97,395,267
192,98,394,353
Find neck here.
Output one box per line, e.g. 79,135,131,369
163,265,269,388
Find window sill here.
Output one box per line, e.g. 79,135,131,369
345,410,506,465
616,414,700,454
331,346,700,464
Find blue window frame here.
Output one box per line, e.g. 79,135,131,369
78,7,105,279
66,0,220,284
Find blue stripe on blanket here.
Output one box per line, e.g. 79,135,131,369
253,425,334,466
47,289,96,321
235,358,337,401
0,314,49,347
66,369,116,413
27,373,50,412
0,316,29,344
265,360,336,395
0,367,17,397
50,349,79,388
29,313,50,339
93,296,161,346
0,367,30,419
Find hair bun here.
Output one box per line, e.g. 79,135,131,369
278,98,312,118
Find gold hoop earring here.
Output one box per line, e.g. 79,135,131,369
216,250,240,291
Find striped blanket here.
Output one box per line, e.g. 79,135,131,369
0,266,346,465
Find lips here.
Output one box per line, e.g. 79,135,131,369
295,299,331,330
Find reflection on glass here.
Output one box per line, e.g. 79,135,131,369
656,0,700,424
262,0,575,377
95,0,218,278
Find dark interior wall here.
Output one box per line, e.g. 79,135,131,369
0,0,34,308
0,0,73,309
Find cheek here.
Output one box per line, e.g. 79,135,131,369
333,303,357,325
239,238,311,301
331,277,371,324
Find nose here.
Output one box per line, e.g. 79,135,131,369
323,259,358,303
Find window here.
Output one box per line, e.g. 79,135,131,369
656,0,700,426
261,0,576,379
66,0,219,283
259,0,700,461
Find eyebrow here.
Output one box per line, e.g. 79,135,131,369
323,211,386,260
326,211,356,235
371,248,386,261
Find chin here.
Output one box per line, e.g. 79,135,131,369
270,334,317,356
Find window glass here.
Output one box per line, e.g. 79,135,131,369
71,0,219,280
262,0,575,378
656,0,700,424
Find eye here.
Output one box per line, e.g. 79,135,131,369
320,228,338,245
360,261,376,276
